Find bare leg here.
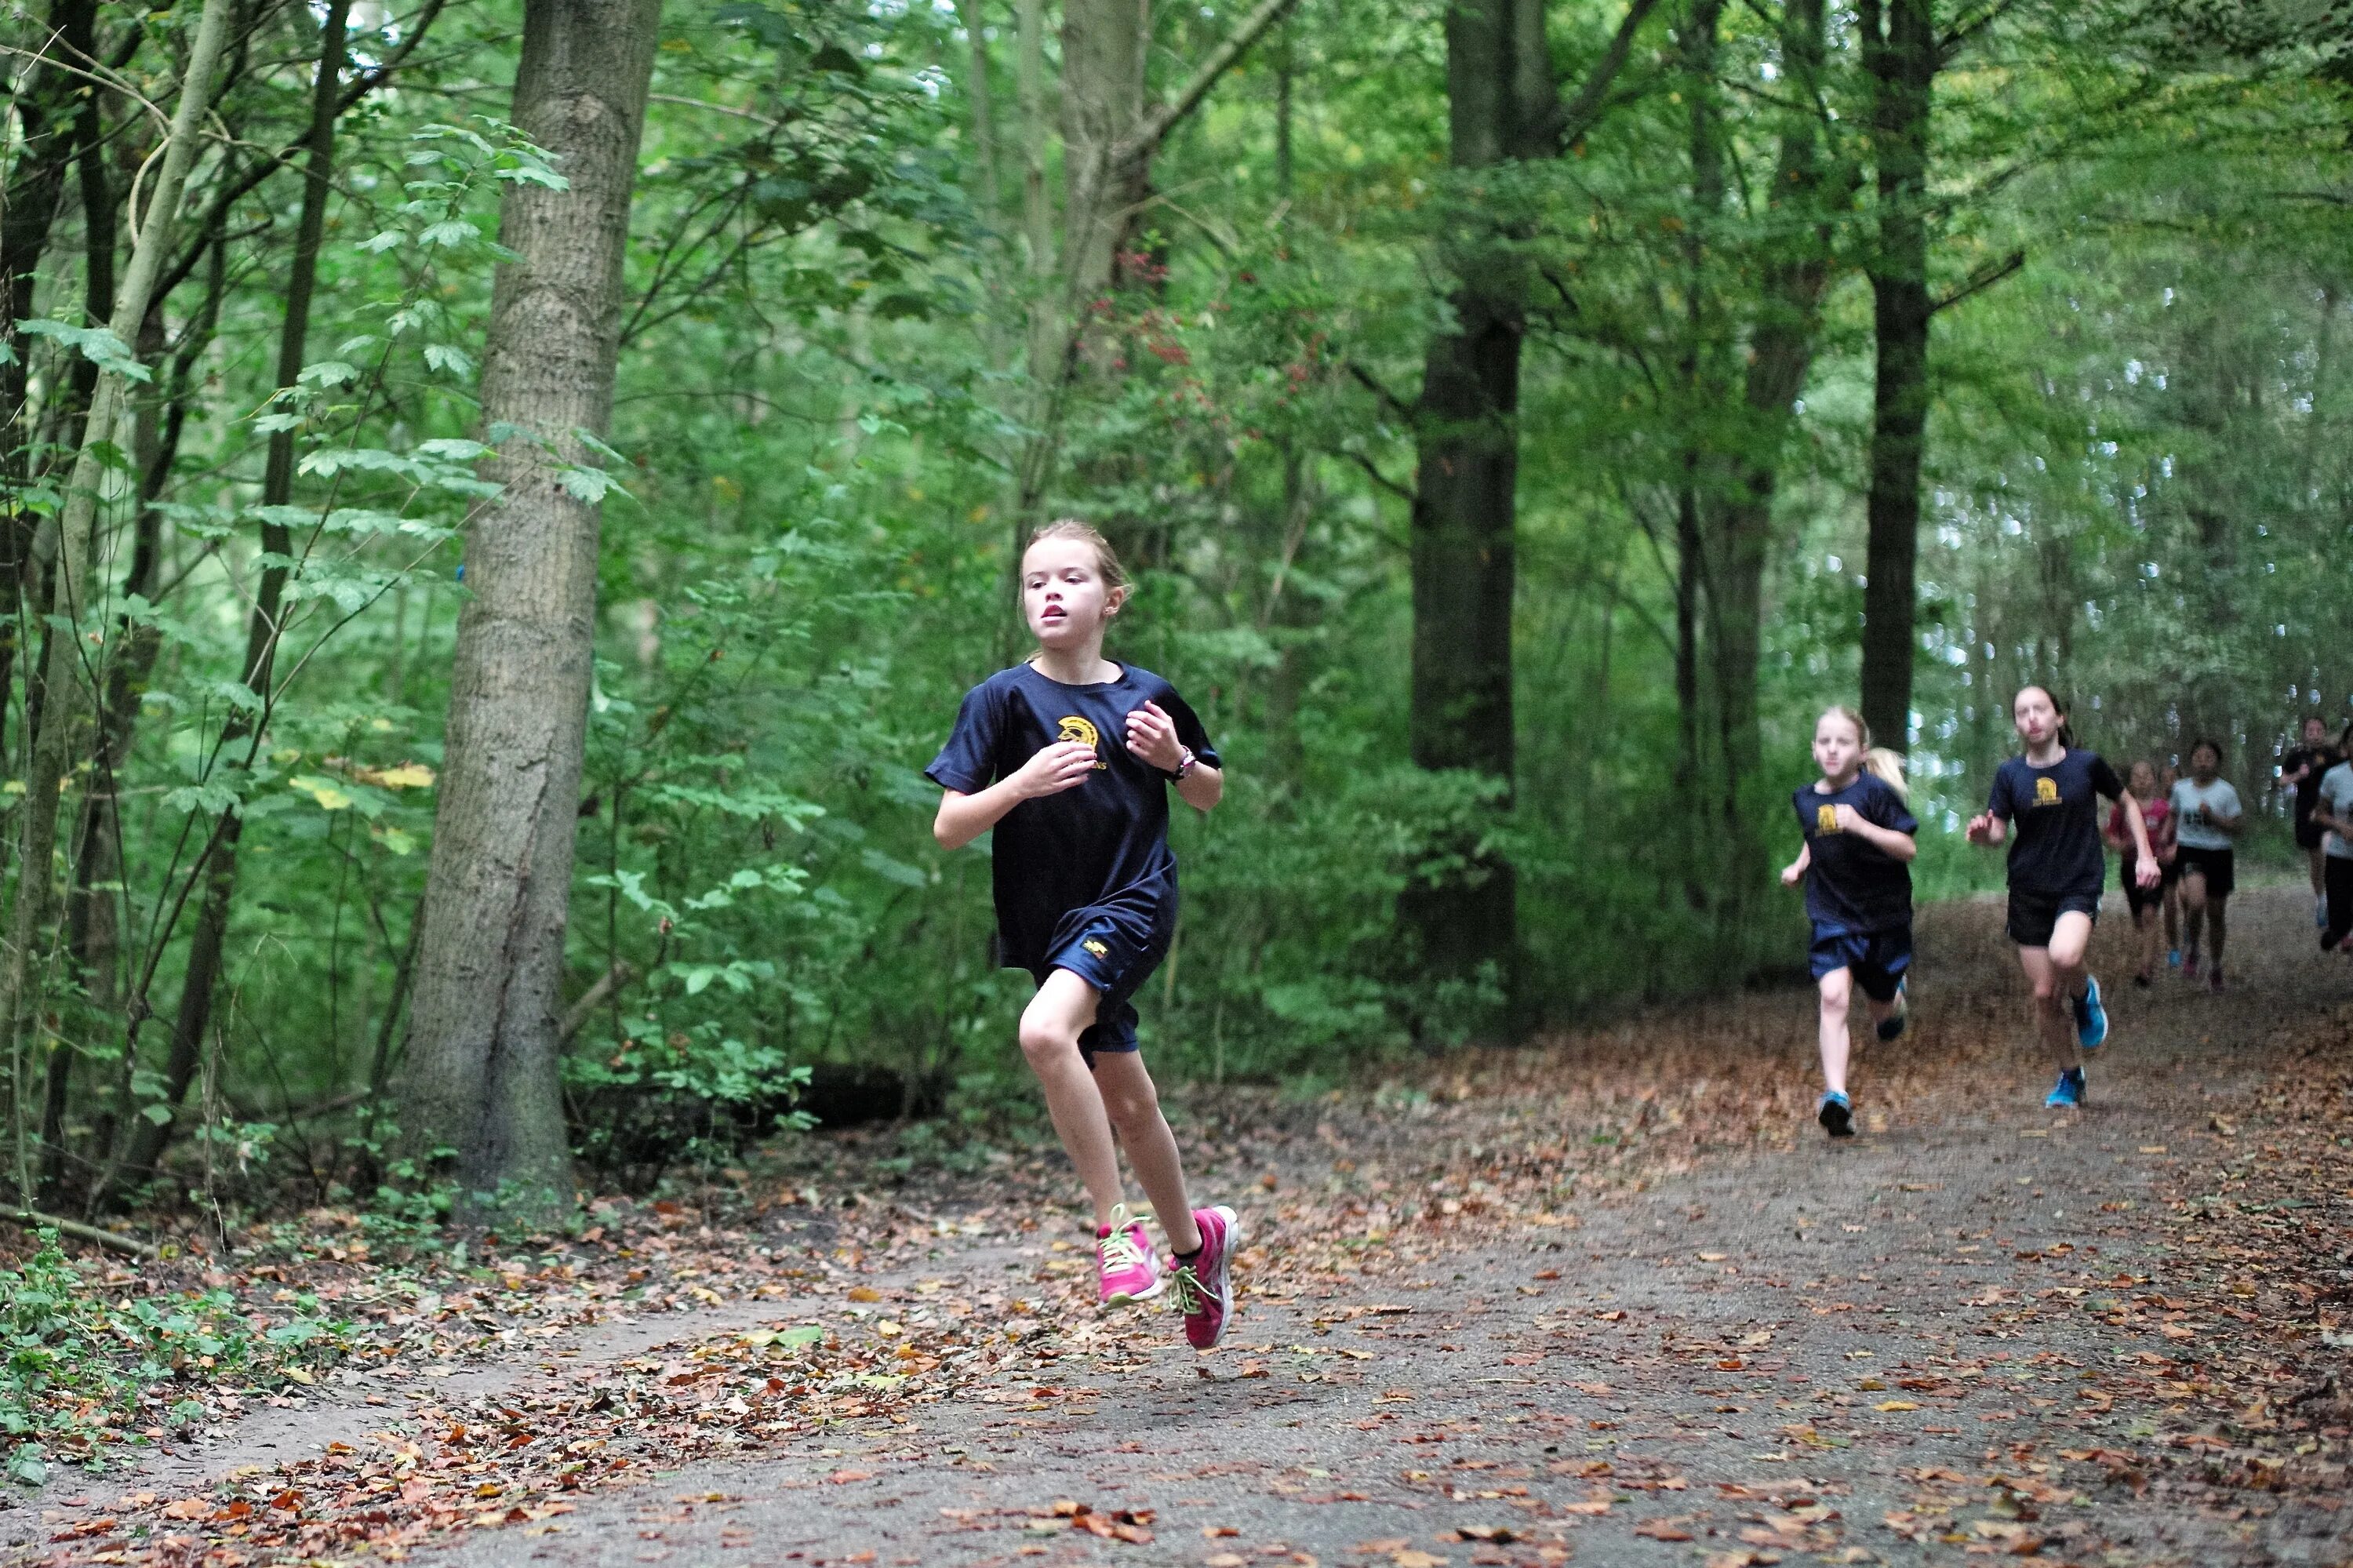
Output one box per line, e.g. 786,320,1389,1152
2018,910,2093,1075
2312,843,2328,899
1017,969,1124,1227
2180,872,2209,960
1090,1051,1203,1255
2137,904,2162,979
2206,894,2228,973
1816,968,1853,1098
2162,880,2180,952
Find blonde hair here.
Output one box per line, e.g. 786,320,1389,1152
1024,518,1129,595
1820,705,1909,800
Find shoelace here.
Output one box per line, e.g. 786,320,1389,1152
1165,1264,1205,1316
1099,1226,1147,1275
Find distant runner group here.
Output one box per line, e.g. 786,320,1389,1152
1786,693,2353,1139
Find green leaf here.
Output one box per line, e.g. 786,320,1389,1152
16,318,152,382
140,1104,175,1126
558,465,628,505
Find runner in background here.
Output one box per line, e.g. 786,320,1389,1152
2314,725,2353,959
2280,716,2346,930
2104,759,2176,987
2170,739,2245,994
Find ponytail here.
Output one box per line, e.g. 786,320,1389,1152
1862,746,1910,801
1820,704,1911,800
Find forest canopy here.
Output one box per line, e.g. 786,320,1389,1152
0,0,2348,1218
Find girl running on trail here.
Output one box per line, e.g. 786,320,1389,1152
2281,716,2345,930
926,519,1240,1351
1779,707,1918,1141
2314,724,2353,958
1966,686,2160,1109
2170,739,2244,994
2103,760,2177,987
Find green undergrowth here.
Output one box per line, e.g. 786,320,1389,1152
0,1231,350,1484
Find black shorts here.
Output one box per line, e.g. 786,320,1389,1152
2176,845,2235,898
2297,815,2326,851
1032,913,1169,1066
1807,923,1911,1002
2118,853,2177,917
2007,888,2100,948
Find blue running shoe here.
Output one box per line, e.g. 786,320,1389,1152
1875,980,1908,1043
2045,1067,2086,1108
2167,948,2181,971
1817,1090,1854,1139
2070,974,2108,1053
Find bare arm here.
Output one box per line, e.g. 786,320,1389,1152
1174,761,1224,812
1780,842,1812,887
1126,700,1224,815
2115,789,2160,886
1831,805,1917,864
933,740,1097,851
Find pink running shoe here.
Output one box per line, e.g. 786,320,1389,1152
1096,1204,1164,1308
2183,951,2202,980
1169,1205,1241,1351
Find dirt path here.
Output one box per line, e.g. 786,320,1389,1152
23,887,2353,1567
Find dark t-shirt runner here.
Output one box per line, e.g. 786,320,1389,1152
2285,745,2345,827
925,661,1217,974
1988,748,2125,899
1791,774,1917,933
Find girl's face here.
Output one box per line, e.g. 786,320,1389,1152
2013,687,2062,748
2191,744,2220,782
2306,718,2329,747
2129,762,2157,798
1813,712,1863,781
1020,536,1122,651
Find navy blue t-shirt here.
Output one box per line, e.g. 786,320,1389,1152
925,662,1217,973
1988,748,2124,898
1793,773,1917,933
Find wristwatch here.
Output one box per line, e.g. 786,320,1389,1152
1173,746,1198,781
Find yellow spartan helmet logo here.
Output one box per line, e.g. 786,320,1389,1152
1817,803,1839,833
2035,777,2060,806
1056,715,1107,768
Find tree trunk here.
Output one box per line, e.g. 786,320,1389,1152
392,0,663,1224
0,0,102,762
1397,0,1574,1012
1857,0,1935,751
1,0,235,1207
1060,0,1151,305
1671,0,1725,915
1698,0,1839,946
104,0,356,1201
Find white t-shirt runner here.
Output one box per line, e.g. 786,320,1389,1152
2170,777,2242,851
2320,762,2353,861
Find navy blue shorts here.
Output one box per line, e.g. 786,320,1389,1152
1808,924,1911,1003
2006,889,2100,948
1032,911,1168,1067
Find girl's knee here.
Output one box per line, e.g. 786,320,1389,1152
1818,976,1852,1013
1016,1014,1078,1067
